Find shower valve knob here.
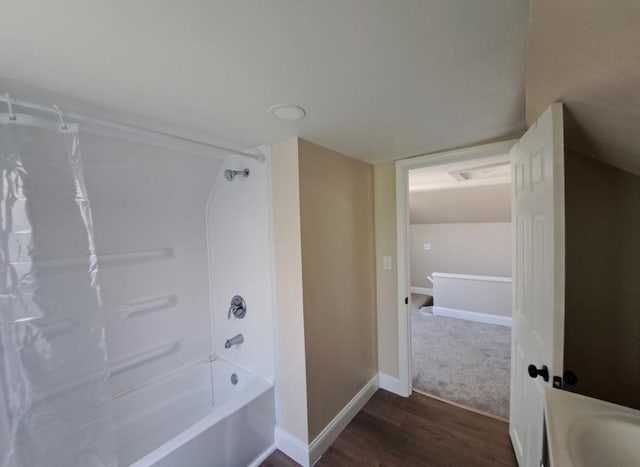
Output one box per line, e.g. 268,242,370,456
228,295,247,319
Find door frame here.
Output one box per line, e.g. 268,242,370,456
394,140,519,397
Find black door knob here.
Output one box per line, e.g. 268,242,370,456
563,370,578,386
528,364,549,382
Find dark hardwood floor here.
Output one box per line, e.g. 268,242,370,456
261,389,517,467
261,450,301,467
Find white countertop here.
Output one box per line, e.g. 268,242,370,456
544,387,640,467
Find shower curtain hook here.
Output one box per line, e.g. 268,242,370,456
53,105,68,130
4,93,17,121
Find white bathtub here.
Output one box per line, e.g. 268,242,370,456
114,359,275,467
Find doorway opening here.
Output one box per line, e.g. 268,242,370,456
395,141,516,420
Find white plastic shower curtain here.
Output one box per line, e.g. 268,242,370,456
0,117,117,466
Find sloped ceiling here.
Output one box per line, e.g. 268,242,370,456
526,0,640,175
0,1,528,163
410,184,511,225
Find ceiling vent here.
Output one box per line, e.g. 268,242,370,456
448,162,510,182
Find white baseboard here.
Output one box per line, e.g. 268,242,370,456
248,444,277,467
432,306,512,327
410,286,433,295
275,374,379,467
309,374,378,465
378,373,404,395
275,428,310,467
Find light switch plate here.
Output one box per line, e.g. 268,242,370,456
383,256,392,270
424,243,431,250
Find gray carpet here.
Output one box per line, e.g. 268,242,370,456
411,295,511,419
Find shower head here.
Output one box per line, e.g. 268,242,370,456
224,168,250,181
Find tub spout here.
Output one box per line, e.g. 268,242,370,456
225,334,244,349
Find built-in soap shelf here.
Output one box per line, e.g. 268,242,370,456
110,340,180,376
31,317,76,337
7,312,79,338
8,247,174,269
28,367,111,408
98,248,174,267
120,294,177,319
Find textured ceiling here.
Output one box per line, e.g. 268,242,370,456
527,0,640,175
0,1,528,163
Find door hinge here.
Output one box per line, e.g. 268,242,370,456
404,297,408,305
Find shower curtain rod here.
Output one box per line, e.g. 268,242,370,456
0,93,264,163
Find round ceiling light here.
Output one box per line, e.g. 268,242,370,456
268,104,306,121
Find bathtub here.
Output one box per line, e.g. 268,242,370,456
114,359,275,467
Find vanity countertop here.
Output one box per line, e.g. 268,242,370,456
544,387,640,467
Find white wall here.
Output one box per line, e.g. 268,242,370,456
433,273,512,321
208,153,276,382
270,139,309,444
410,223,511,288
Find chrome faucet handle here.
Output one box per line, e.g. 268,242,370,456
228,295,247,319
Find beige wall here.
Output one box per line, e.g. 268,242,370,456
527,0,640,176
373,163,399,378
270,138,309,442
271,138,378,443
410,184,511,224
526,0,640,409
298,139,378,440
564,149,640,409
410,223,511,289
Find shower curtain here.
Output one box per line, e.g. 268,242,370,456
0,117,117,466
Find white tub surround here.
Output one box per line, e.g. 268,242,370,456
87,139,277,466
83,136,276,465
0,94,278,467
431,272,512,327
208,152,277,381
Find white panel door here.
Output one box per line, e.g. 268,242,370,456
509,103,565,467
